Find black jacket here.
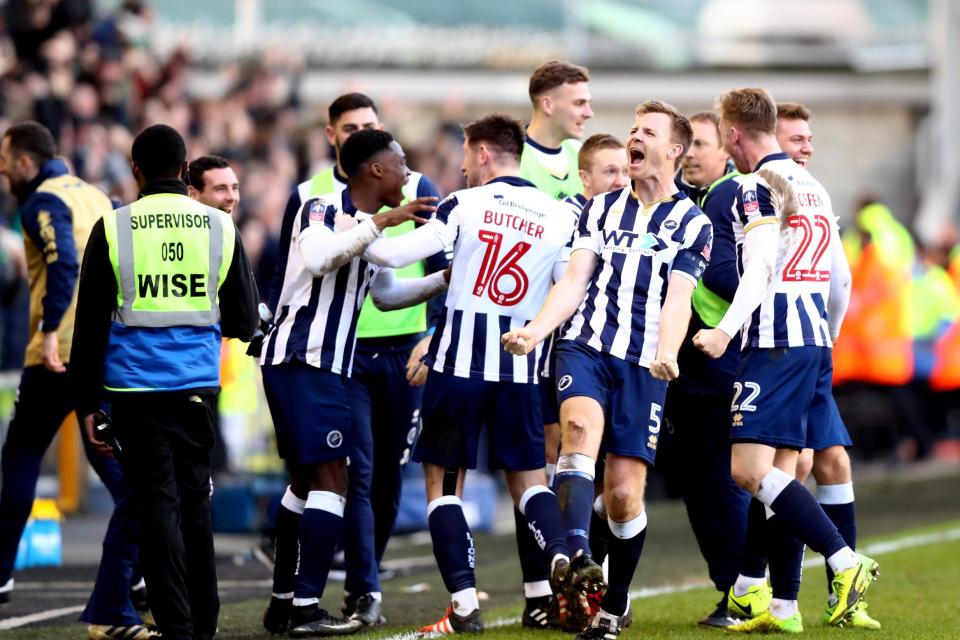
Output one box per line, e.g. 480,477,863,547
70,179,259,417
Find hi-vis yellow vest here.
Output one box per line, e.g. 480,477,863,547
690,171,740,327
520,140,583,201
102,193,235,392
308,169,428,338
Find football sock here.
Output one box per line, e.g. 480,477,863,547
739,498,770,579
602,511,647,617
756,469,848,562
273,486,305,596
518,485,570,563
428,496,477,594
293,491,344,601
451,587,479,616
768,517,804,601
818,483,856,590
514,507,550,598
733,574,767,598
555,453,596,557
589,495,612,565
769,597,799,620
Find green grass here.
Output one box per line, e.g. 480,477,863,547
13,470,960,638
218,521,960,639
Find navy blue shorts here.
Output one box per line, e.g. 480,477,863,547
730,346,840,450
553,340,667,465
805,357,853,450
540,375,560,425
413,371,544,471
261,359,352,465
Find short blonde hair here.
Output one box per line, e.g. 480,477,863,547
715,88,777,137
635,100,693,167
578,134,624,172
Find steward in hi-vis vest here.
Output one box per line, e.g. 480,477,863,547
71,124,258,640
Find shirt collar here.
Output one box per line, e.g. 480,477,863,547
754,152,790,172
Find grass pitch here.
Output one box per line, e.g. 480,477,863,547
9,468,960,638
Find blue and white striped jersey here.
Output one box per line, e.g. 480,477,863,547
561,188,712,367
729,153,836,349
260,193,377,376
424,176,577,383
267,168,437,313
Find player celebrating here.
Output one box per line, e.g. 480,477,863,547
267,92,446,629
504,100,713,639
363,114,579,634
259,130,445,637
559,133,630,574
693,88,878,633
521,60,593,200
753,100,877,630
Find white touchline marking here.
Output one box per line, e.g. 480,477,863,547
0,605,85,631
379,525,960,640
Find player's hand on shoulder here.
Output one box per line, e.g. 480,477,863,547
692,328,731,359
501,327,537,356
375,197,438,230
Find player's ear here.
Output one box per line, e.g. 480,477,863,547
668,143,683,164
369,161,384,179
540,94,552,116
324,125,336,146
579,168,590,189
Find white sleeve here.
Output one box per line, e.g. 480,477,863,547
299,215,382,277
369,268,448,311
362,221,449,268
827,222,852,340
715,223,778,339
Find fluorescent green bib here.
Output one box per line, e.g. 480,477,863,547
520,140,583,200
691,171,739,327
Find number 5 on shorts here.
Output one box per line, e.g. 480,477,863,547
649,403,662,434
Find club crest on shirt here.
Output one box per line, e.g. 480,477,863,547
309,199,331,222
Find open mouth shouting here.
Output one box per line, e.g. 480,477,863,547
629,146,646,167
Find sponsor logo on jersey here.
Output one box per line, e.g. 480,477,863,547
732,412,744,428
602,230,666,255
